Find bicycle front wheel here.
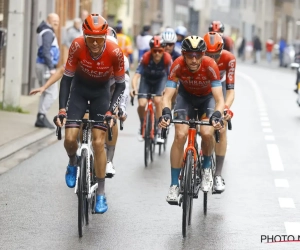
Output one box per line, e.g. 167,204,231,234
182,150,193,238
144,111,151,167
78,149,88,237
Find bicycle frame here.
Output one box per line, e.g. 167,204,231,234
182,124,198,167
74,120,98,199
142,97,155,140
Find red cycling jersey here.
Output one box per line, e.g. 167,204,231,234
64,36,125,84
168,56,221,96
217,50,236,89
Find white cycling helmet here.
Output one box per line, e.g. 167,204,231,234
106,35,118,44
175,26,187,37
161,28,177,43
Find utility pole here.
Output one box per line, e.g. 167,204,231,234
3,0,25,107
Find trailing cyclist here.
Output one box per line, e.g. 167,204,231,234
130,35,173,144
161,28,181,61
54,14,125,214
158,36,224,204
203,32,236,193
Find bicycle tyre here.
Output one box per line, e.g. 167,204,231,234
90,155,97,214
182,150,193,238
203,192,207,215
144,111,151,167
78,149,87,237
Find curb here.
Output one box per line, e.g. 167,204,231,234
0,128,64,175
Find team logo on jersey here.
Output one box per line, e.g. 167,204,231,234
68,41,80,66
112,48,124,72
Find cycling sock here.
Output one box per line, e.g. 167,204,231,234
68,154,77,166
171,167,181,186
215,155,225,176
106,145,115,162
140,118,144,132
202,155,212,169
97,178,105,195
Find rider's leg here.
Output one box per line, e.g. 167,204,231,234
137,76,150,139
105,122,118,176
215,122,227,176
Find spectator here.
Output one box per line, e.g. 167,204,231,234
34,13,60,129
265,37,274,64
237,36,246,60
80,9,89,22
253,35,262,63
136,25,152,61
279,37,286,67
115,20,134,69
63,18,82,49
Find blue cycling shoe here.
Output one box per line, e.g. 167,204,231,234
65,165,77,188
95,195,108,214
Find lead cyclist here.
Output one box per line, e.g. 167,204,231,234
30,27,130,178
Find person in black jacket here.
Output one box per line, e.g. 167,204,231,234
34,13,60,128
253,35,262,63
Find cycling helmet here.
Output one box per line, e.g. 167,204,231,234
106,35,118,44
161,29,177,43
203,32,224,53
181,36,207,53
149,35,166,48
107,26,117,39
82,14,108,35
175,26,187,37
208,21,225,33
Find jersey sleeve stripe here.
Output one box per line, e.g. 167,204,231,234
166,80,177,88
211,80,222,87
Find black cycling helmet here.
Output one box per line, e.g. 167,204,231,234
181,36,207,53
208,21,225,33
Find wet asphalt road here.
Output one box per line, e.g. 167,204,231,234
1,63,300,250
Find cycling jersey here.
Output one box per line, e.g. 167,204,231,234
223,36,234,53
216,50,236,90
136,51,172,83
167,56,221,96
171,50,181,61
59,37,125,128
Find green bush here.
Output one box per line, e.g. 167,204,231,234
0,102,29,114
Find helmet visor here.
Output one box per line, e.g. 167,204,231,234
205,51,222,60
183,52,203,60
85,35,106,45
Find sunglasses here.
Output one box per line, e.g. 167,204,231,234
166,43,175,47
152,49,164,54
85,35,106,44
184,52,203,60
205,52,221,60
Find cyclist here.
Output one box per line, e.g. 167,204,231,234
130,35,172,143
203,32,236,193
158,36,224,204
31,27,130,178
174,26,187,54
161,28,181,61
54,14,125,214
208,21,234,53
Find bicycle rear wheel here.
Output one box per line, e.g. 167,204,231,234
144,111,151,167
182,150,193,238
78,149,88,237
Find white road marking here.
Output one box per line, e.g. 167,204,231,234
278,198,295,208
260,117,269,121
261,122,271,127
263,128,273,133
274,179,289,188
285,222,300,235
267,144,284,171
265,135,275,141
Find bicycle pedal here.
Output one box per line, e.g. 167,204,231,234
167,200,179,206
105,174,114,179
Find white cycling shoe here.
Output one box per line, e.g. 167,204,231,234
166,185,179,205
105,161,116,177
213,175,225,193
200,168,213,192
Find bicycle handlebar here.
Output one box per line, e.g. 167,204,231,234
161,119,221,143
224,110,232,130
55,116,115,141
118,109,124,130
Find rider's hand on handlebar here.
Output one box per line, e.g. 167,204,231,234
104,111,116,128
130,89,137,97
209,111,224,130
224,105,234,121
54,109,67,127
118,108,127,122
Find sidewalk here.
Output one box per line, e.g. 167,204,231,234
0,95,59,174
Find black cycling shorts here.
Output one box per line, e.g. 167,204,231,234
174,85,215,120
66,76,110,130
138,75,167,99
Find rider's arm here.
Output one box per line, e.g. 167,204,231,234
131,73,141,93
162,81,177,109
119,72,130,111
225,56,236,108
211,84,224,114
59,39,80,110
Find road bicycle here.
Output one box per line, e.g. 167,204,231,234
56,115,114,237
162,116,220,237
131,92,167,166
